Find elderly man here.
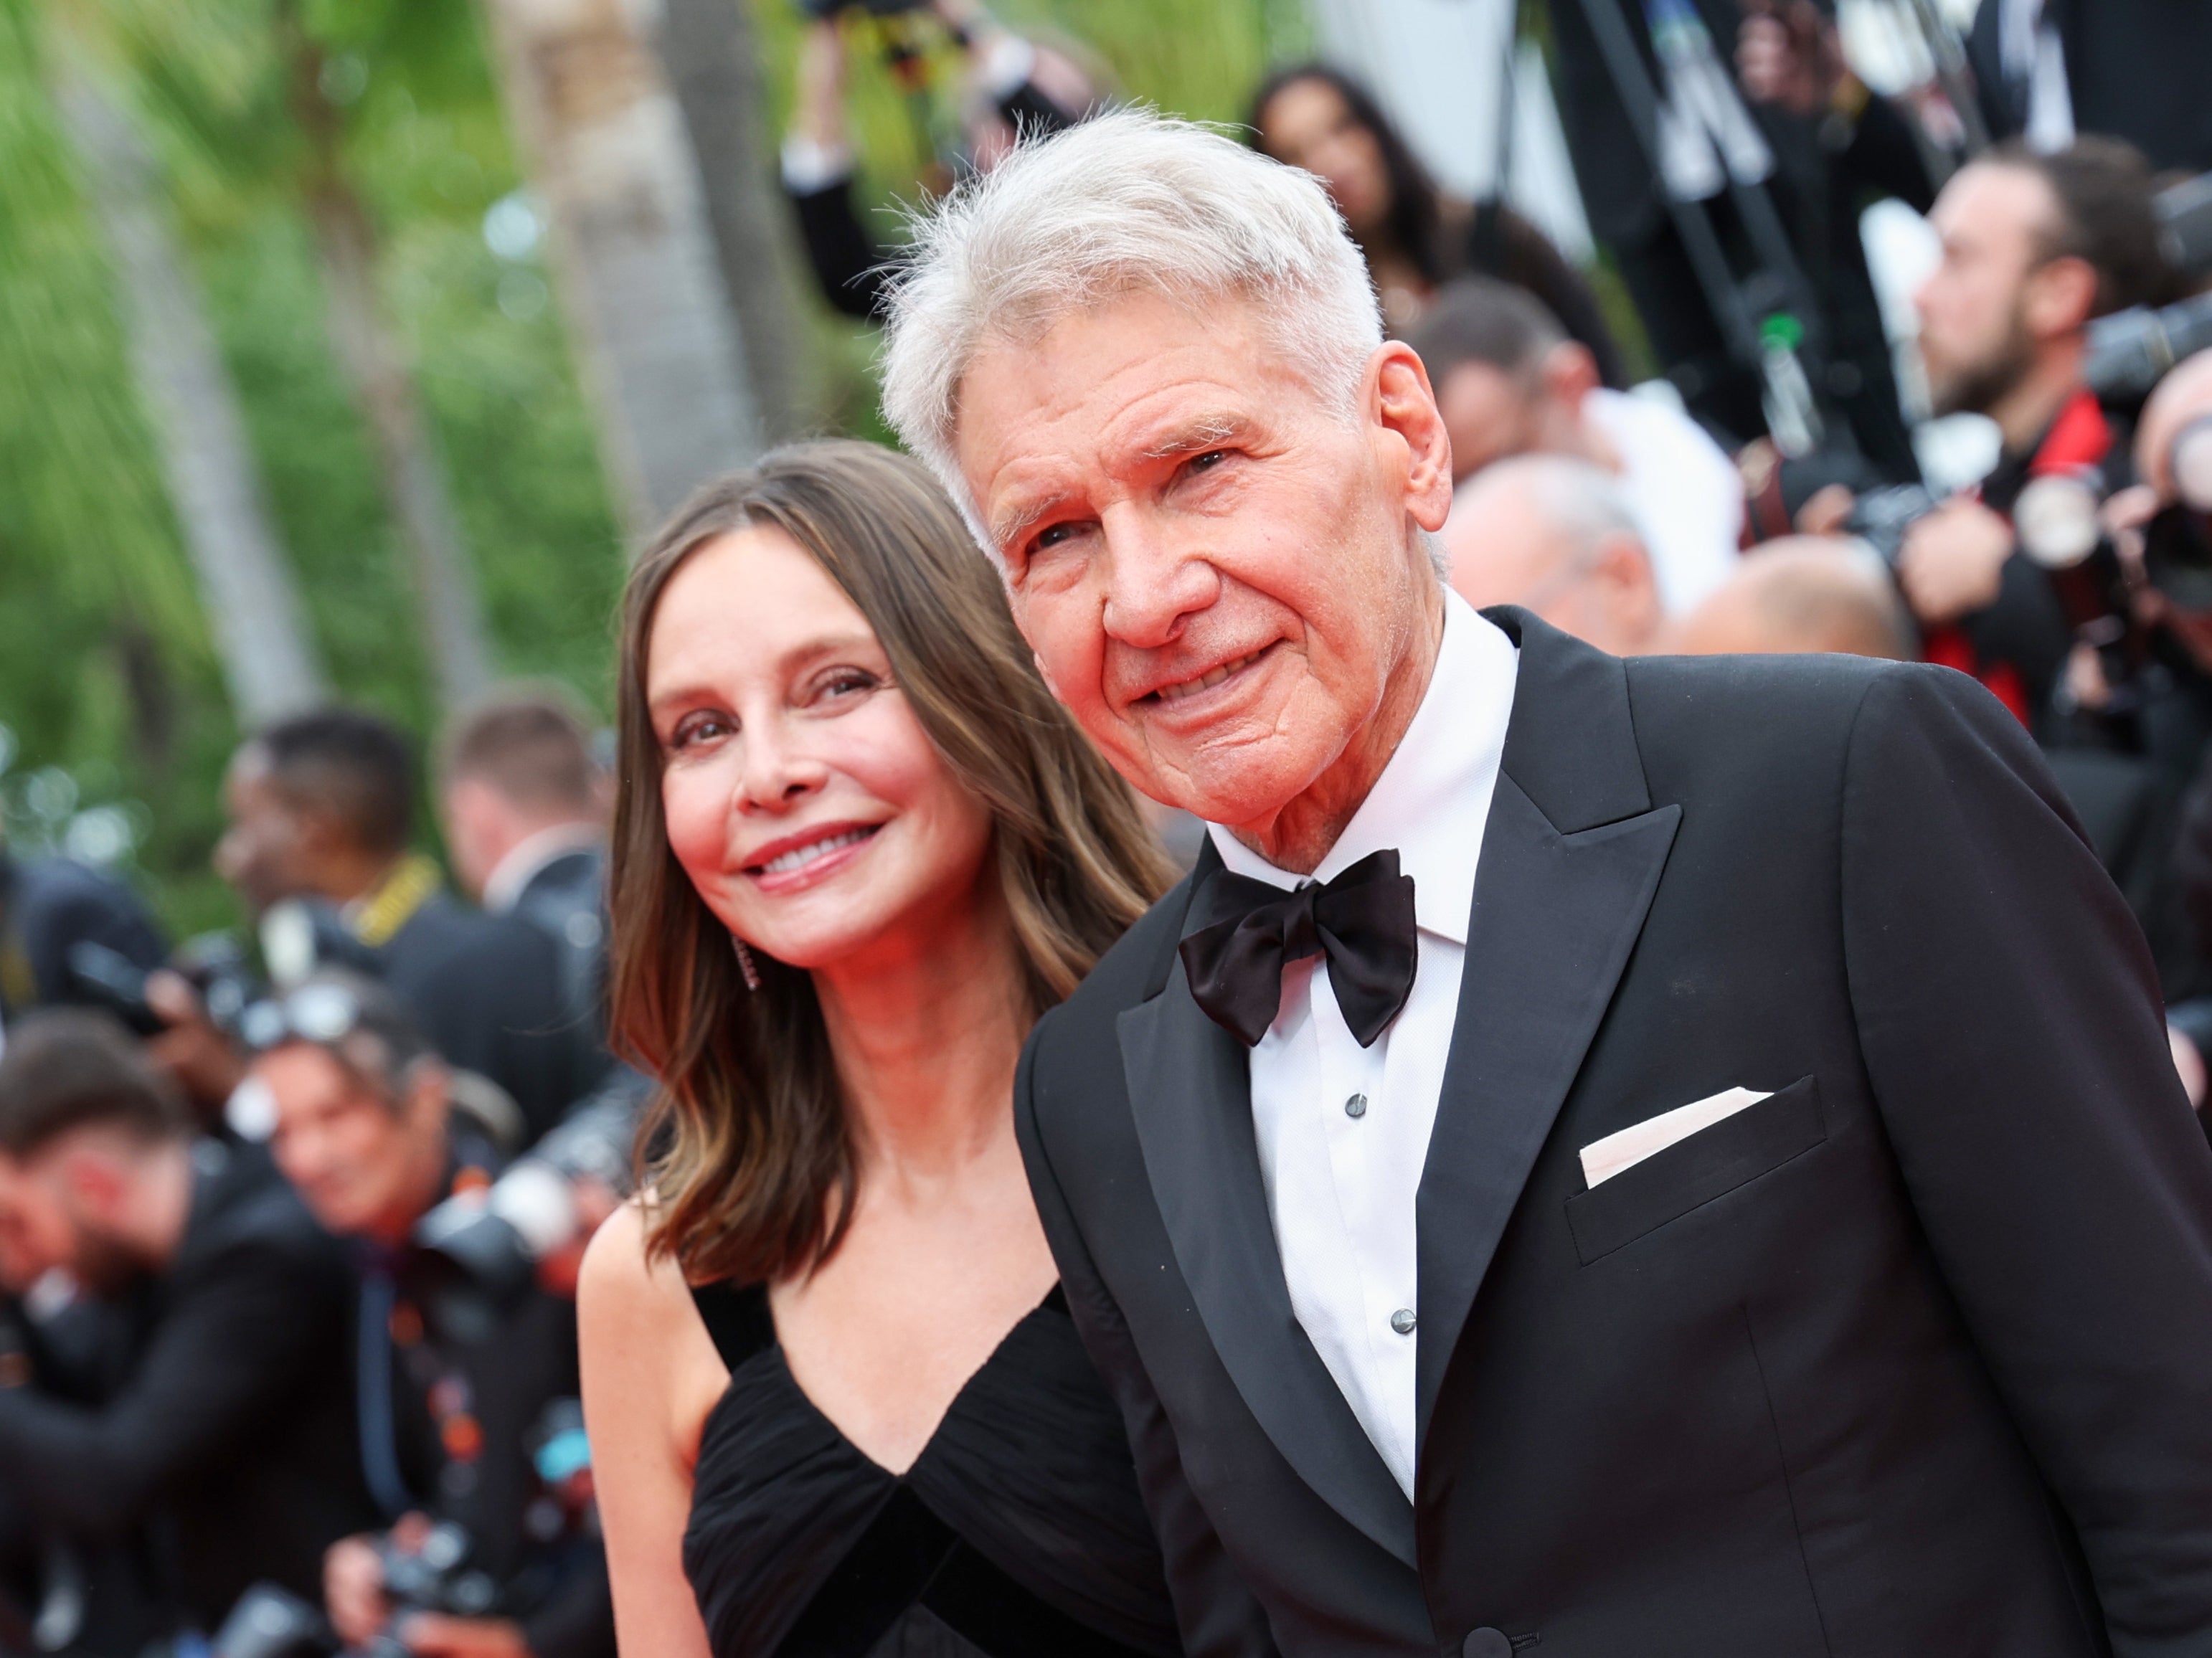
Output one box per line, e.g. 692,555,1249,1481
883,110,2212,1655
1443,456,1663,658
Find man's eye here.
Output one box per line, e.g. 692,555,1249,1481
1034,522,1077,551
1187,450,1229,475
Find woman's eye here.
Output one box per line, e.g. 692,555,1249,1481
813,669,881,705
668,711,732,750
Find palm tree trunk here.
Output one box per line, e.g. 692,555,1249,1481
475,0,767,538
283,14,495,713
656,0,805,442
52,61,327,728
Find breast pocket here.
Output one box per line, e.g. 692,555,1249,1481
1564,1076,1825,1266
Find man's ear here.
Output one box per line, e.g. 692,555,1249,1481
1543,341,1602,409
1373,341,1455,533
2025,254,2099,341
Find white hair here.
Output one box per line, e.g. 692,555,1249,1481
879,107,1384,536
1446,455,1645,575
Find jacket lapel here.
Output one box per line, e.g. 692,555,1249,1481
1414,612,1681,1450
1119,932,1419,1568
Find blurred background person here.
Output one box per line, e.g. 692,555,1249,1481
212,708,597,1145
1544,0,1937,474
250,970,613,1658
0,835,166,1045
1249,61,1625,378
439,688,613,1056
1445,455,1665,656
1672,536,1916,658
782,0,1101,321
0,1009,375,1638
1412,277,1744,615
1901,137,2175,733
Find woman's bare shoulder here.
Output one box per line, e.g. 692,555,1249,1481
580,1198,696,1351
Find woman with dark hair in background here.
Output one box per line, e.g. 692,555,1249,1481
577,441,1192,1657
1249,62,1625,383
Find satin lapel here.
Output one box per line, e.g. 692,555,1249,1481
1118,961,1419,1568
1413,775,1680,1447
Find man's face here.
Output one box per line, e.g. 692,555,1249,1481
954,290,1451,835
0,1147,139,1296
1436,361,1546,483
1916,163,2053,417
212,749,313,916
258,1043,439,1241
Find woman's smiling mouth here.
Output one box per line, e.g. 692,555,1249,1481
743,823,882,891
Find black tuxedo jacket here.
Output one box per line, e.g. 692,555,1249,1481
1017,611,2212,1658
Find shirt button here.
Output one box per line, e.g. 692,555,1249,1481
1344,1092,1369,1119
1390,1307,1417,1335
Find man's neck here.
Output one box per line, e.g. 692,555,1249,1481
481,818,601,914
1233,580,1447,875
369,1132,453,1251
1988,339,2087,458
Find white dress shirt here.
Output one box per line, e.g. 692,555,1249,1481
1208,592,1518,1497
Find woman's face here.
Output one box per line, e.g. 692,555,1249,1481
646,526,996,974
1259,77,1391,240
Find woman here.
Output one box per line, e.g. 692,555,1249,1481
1249,62,1625,382
578,441,1179,1656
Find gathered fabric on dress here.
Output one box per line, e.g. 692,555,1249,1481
683,1282,1183,1658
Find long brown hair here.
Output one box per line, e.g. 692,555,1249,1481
610,440,1171,1286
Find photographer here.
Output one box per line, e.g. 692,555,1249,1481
782,0,1097,320
250,973,611,1658
0,1010,376,1634
1411,278,1747,615
213,710,597,1145
1901,136,2175,732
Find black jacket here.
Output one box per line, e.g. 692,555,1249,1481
0,853,166,1020
0,1141,377,1629
380,894,600,1147
506,845,610,1063
1018,610,2212,1656
1967,0,2212,174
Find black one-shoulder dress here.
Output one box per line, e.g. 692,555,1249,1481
684,1281,1183,1658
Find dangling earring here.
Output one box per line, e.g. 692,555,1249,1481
732,937,763,992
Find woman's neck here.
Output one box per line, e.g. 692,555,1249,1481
810,879,1029,1188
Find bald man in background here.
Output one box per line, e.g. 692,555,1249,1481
1675,539,1916,661
1444,455,1664,657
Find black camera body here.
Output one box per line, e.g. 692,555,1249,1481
1843,483,1939,567
210,1525,496,1658
65,932,260,1040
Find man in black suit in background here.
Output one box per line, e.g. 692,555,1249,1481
0,1009,376,1632
438,688,611,1056
881,110,2212,1655
213,709,597,1145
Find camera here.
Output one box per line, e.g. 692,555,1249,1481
211,1524,495,1658
412,1069,645,1316
1843,483,1939,567
2085,293,2212,402
65,932,260,1039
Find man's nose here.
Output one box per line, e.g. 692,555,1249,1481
1100,511,1221,650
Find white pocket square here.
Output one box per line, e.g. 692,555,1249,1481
1579,1087,1774,1188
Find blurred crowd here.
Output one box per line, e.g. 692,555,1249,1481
4,0,2212,1652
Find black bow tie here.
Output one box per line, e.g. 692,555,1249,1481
1178,848,1419,1048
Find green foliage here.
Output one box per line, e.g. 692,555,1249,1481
2,0,1309,938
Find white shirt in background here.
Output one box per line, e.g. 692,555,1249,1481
1583,386,1744,615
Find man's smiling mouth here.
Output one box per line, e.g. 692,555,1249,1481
1150,648,1269,704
